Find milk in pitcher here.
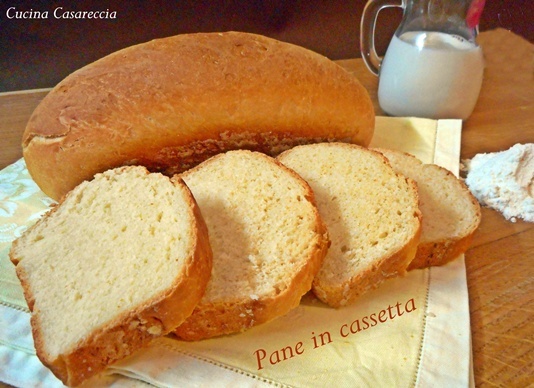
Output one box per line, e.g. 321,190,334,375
377,31,484,119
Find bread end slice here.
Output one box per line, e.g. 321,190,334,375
374,148,481,269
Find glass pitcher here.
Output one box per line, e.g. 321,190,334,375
360,0,485,120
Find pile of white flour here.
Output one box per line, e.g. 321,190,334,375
464,143,533,223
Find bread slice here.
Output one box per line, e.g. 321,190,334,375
374,148,481,269
173,150,329,340
277,143,421,308
9,166,212,386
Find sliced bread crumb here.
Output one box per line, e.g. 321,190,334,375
375,148,481,269
278,143,421,307
10,166,212,386
174,150,329,340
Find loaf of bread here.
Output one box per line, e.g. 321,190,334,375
9,166,212,386
375,148,481,269
22,31,375,201
173,150,329,340
277,143,422,307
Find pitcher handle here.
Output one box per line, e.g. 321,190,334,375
360,0,403,76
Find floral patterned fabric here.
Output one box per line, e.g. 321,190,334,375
0,159,55,310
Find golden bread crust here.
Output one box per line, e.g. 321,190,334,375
22,31,374,201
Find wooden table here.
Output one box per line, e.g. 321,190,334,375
0,28,532,387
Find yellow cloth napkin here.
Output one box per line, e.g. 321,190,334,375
0,117,470,387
